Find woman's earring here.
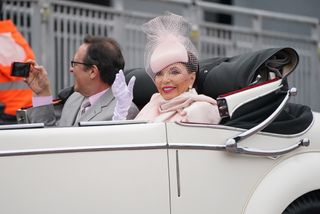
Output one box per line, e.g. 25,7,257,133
188,85,192,91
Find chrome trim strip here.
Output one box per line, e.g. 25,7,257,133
175,121,231,130
0,139,309,158
79,120,148,126
226,138,310,156
0,142,226,157
169,143,226,151
168,138,309,157
176,150,181,197
0,144,167,157
0,123,45,130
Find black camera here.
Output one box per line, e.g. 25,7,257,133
11,62,31,77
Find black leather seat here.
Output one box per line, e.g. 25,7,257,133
124,68,157,110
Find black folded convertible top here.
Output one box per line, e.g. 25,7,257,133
197,47,298,98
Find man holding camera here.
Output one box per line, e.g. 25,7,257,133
24,35,139,126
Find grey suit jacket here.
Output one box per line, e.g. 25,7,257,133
27,89,139,127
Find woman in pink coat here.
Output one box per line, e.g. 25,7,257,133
112,13,221,124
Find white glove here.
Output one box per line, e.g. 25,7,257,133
112,70,136,120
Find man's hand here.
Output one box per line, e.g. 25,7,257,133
24,60,52,96
112,70,136,120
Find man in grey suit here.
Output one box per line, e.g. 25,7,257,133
25,35,139,126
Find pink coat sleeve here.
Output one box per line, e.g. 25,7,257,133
182,101,221,124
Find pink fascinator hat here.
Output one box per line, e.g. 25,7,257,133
142,12,198,80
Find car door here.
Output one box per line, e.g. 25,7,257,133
166,122,314,214
0,122,171,214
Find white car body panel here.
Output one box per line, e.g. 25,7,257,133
245,152,320,214
165,115,317,214
0,123,170,214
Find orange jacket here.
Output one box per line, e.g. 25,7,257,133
0,20,34,116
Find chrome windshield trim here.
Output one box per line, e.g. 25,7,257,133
0,143,167,157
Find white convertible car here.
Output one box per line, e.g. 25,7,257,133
0,47,319,214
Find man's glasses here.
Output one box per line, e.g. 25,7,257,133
70,60,93,68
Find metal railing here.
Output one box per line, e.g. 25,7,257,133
2,0,320,111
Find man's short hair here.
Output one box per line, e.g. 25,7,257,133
83,35,125,85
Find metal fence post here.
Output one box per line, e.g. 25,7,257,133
30,0,42,63
183,2,202,57
252,15,263,50
40,0,56,96
28,0,55,95
113,12,126,55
